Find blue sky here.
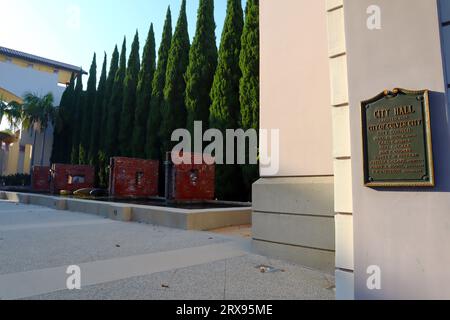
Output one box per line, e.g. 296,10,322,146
1,0,245,84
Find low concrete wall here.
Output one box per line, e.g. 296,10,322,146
132,206,189,229
0,191,252,231
131,205,251,231
187,209,252,231
64,199,109,218
3,192,30,204
28,194,66,210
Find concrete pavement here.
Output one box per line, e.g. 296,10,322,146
0,200,335,300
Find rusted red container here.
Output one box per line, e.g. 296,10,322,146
31,166,50,192
166,153,215,201
109,157,159,198
50,164,95,194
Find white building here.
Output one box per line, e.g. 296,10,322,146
257,0,450,299
0,46,85,175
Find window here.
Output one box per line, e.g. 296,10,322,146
189,169,199,186
135,172,144,187
68,175,85,185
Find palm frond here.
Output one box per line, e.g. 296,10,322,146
21,92,56,132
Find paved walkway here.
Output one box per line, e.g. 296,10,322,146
0,200,335,300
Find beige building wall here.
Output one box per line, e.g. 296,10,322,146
0,56,65,176
23,144,32,174
258,0,450,300
441,0,450,101
260,0,333,177
254,0,335,273
5,142,20,175
343,0,450,299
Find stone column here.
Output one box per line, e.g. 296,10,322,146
326,0,354,300
343,0,450,299
254,0,335,273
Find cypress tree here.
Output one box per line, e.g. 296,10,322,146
105,38,127,159
240,0,260,197
79,53,97,164
119,32,140,157
51,74,75,164
159,0,190,156
50,112,63,164
64,74,76,164
209,0,244,200
146,7,172,160
88,53,107,167
100,46,119,152
70,75,84,164
98,46,119,188
131,24,156,159
185,0,217,138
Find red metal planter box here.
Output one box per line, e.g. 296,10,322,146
166,153,215,201
109,157,159,198
31,166,50,192
50,164,95,194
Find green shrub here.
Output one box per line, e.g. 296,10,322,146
0,174,31,187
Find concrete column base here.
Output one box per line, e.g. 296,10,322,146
252,176,335,274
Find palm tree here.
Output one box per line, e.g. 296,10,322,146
0,98,23,131
21,93,56,166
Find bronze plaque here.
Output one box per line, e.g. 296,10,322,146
361,88,434,187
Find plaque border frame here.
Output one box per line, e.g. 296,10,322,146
361,88,435,188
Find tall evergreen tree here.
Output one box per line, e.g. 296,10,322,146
131,24,156,159
70,75,84,164
105,38,127,159
100,46,119,152
88,53,107,167
159,0,190,155
50,115,63,164
79,53,97,164
240,0,260,197
185,0,217,138
118,31,140,157
209,0,244,200
51,74,75,164
146,7,172,160
98,46,119,188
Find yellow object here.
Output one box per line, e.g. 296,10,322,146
73,188,94,197
60,190,72,196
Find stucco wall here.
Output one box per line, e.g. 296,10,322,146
20,126,55,171
344,0,450,299
441,0,450,104
0,60,62,172
0,61,64,103
260,0,333,177
254,0,335,273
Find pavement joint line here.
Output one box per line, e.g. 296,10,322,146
0,209,57,213
0,219,116,232
0,241,247,300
